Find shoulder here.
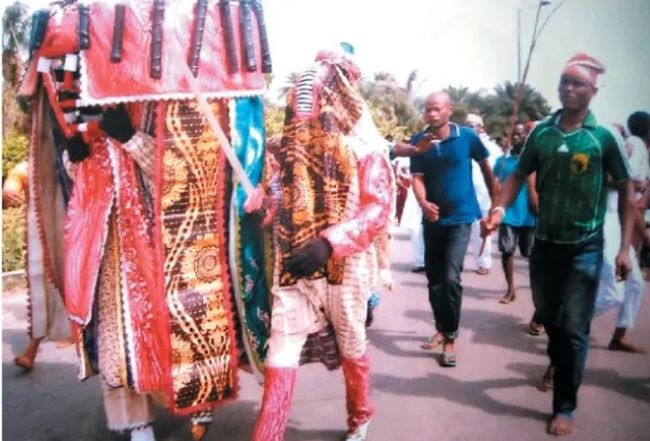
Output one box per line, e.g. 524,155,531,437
458,125,480,140
594,123,624,151
528,114,555,138
625,135,647,156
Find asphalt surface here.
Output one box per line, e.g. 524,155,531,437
3,227,649,441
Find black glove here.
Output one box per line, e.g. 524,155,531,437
66,134,89,163
101,104,135,143
285,238,332,278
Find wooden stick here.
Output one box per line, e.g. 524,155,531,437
179,63,255,195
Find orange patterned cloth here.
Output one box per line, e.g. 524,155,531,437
276,54,364,287
157,99,238,414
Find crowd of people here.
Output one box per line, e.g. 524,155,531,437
4,3,647,439
389,53,648,437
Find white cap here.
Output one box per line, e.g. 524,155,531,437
466,113,484,127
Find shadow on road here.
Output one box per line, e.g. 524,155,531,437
400,308,547,357
373,371,548,422
508,361,650,405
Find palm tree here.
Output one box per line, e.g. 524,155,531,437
276,71,300,102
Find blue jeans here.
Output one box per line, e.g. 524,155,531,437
422,222,472,340
530,230,604,416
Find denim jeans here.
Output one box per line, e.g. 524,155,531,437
422,222,472,340
530,230,604,416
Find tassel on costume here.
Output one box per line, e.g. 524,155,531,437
252,367,297,441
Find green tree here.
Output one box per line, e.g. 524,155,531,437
360,72,421,141
3,1,31,136
487,81,551,136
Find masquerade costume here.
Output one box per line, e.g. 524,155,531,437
251,51,395,441
19,1,272,439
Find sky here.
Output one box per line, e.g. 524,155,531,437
3,0,649,128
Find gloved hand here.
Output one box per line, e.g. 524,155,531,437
101,104,135,143
285,237,332,278
66,134,90,163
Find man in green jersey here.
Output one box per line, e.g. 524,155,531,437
482,53,635,437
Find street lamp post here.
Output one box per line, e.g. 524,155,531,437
508,0,563,146
517,0,551,85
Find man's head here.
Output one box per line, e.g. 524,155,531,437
423,92,452,129
511,123,527,153
466,113,485,134
627,111,650,141
558,53,605,112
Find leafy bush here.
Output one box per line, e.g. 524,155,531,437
2,130,29,180
2,206,26,272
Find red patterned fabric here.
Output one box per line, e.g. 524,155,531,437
64,137,114,326
80,1,265,104
113,143,171,393
341,353,374,431
252,367,297,441
321,153,394,259
39,4,79,58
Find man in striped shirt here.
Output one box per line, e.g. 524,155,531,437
482,53,635,437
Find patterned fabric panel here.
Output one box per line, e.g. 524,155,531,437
159,99,237,414
228,97,271,381
97,213,127,388
276,60,364,286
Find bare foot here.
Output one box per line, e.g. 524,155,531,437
421,332,443,350
608,338,646,353
541,365,554,392
55,339,74,349
14,355,34,371
191,423,209,441
547,414,573,436
499,290,516,304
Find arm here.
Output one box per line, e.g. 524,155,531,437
614,179,635,279
527,172,539,214
481,171,526,236
478,159,496,202
320,152,395,258
412,174,439,222
391,141,419,157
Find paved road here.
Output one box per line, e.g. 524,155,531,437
3,228,649,440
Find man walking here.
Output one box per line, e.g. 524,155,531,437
408,91,495,367
493,123,537,305
466,113,503,275
483,53,634,436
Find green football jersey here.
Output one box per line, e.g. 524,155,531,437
516,111,630,244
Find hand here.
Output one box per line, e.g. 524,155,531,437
481,209,504,238
378,268,395,292
66,134,90,163
285,238,332,278
101,104,135,143
615,250,632,281
528,198,539,215
420,200,439,222
244,184,275,227
415,133,439,153
243,185,266,213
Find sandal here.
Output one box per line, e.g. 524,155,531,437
440,351,457,367
476,267,490,275
420,335,443,350
528,320,544,336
